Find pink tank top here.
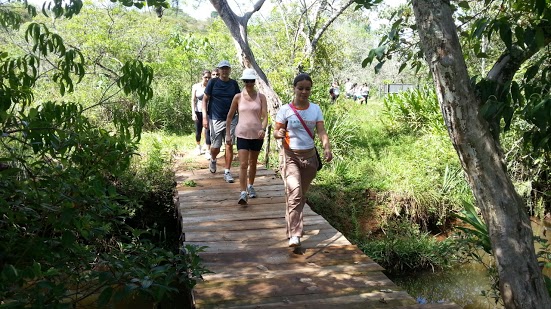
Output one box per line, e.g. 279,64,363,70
235,92,263,139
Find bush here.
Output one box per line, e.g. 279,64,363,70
359,219,457,273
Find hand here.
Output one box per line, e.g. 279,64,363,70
324,149,333,162
225,134,232,144
202,117,208,129
258,129,266,139
276,128,286,139
192,113,197,121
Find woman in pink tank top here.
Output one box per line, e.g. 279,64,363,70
226,69,268,205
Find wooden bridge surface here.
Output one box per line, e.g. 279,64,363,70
175,155,461,309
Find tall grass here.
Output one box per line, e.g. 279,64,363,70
308,92,473,272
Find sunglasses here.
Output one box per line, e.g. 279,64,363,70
212,73,219,77
243,79,255,84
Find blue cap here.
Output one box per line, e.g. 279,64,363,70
217,60,231,68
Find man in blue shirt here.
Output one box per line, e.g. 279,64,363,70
202,60,241,183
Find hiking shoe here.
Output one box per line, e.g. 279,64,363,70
224,172,234,183
247,185,257,198
288,236,301,247
205,152,211,160
209,159,216,173
195,145,203,155
238,191,248,205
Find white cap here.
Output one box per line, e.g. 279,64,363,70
240,68,257,80
217,60,231,68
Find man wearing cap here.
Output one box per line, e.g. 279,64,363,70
202,60,241,183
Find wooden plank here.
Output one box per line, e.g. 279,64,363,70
180,216,329,233
179,207,320,224
180,203,319,218
196,245,372,265
183,224,343,241
185,233,352,253
202,261,385,280
195,289,416,308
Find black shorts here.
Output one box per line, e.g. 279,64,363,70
237,137,264,151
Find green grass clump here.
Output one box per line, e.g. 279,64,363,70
359,219,457,273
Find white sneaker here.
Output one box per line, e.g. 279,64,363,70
247,185,257,198
238,191,248,205
224,172,234,183
288,236,301,247
195,145,203,155
204,152,211,160
209,159,216,173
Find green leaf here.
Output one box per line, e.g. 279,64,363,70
32,262,42,278
97,286,113,307
514,27,525,49
524,64,540,81
398,62,407,73
2,265,19,282
472,18,489,39
499,22,512,49
458,1,470,10
373,45,386,60
535,27,545,48
374,61,385,74
511,81,522,106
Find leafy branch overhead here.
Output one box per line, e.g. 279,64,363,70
1,1,208,307
357,0,551,152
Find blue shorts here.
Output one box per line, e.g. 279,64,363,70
237,137,264,151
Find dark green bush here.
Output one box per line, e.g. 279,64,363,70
0,103,207,307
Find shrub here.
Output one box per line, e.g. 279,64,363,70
359,219,457,273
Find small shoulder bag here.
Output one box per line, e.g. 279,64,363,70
289,103,323,171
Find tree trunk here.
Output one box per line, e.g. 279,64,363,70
209,0,283,119
411,0,551,308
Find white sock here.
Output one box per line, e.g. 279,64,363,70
224,169,230,174
241,191,247,194
247,184,253,189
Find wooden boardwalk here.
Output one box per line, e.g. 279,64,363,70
175,155,461,309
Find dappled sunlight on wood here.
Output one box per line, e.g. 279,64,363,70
175,151,461,308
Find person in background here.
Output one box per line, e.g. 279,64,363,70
211,67,220,78
329,80,340,104
344,78,354,99
202,60,241,183
191,70,212,156
225,68,268,205
274,73,333,247
360,83,370,104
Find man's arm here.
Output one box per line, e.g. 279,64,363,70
202,93,209,129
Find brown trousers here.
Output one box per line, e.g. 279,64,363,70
281,148,318,238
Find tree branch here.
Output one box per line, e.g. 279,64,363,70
310,0,354,52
